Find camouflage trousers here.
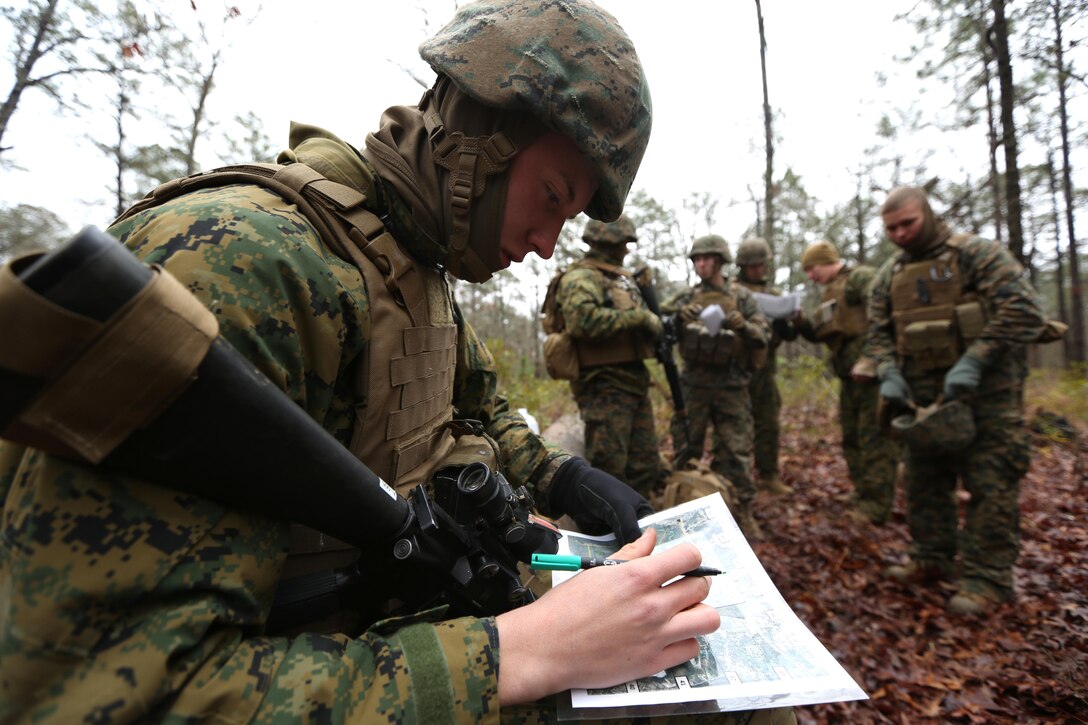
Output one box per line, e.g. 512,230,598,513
575,380,662,497
672,383,755,508
747,364,781,481
500,703,797,724
839,378,900,523
902,383,1030,595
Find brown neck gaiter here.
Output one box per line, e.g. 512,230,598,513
901,197,953,257
362,76,546,281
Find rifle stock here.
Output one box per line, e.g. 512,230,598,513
634,267,689,449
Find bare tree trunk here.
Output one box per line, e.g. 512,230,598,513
754,0,774,252
1047,150,1071,366
0,0,61,154
1052,0,1085,366
979,0,1003,242
110,88,127,217
988,0,1026,264
183,57,218,176
854,170,867,264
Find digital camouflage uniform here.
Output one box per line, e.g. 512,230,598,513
869,232,1046,601
798,264,899,523
663,278,770,520
0,175,553,722
0,1,797,722
557,219,662,497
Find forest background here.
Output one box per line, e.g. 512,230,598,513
1,2,1086,722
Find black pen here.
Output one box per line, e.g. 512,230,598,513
530,553,723,577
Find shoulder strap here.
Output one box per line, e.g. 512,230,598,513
117,163,431,326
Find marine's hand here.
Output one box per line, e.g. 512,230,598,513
549,457,654,544
639,309,664,341
495,529,719,704
679,303,704,323
879,369,912,407
723,310,747,331
943,353,984,399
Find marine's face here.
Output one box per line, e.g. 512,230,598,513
805,263,838,285
499,131,598,269
692,253,723,282
592,241,629,261
883,199,926,249
742,263,766,281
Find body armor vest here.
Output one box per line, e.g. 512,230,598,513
888,234,984,372
118,163,471,631
677,283,747,366
812,267,868,343
570,258,655,367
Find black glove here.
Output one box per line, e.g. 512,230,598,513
772,317,792,339
549,457,654,544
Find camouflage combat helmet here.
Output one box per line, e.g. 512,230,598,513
419,0,652,223
583,214,637,245
736,237,771,266
891,399,976,453
688,234,732,263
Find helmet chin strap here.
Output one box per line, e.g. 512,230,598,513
424,106,517,283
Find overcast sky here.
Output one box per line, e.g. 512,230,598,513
1,0,985,247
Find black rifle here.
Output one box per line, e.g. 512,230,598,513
0,226,560,629
634,266,689,449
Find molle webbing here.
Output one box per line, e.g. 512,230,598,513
889,235,981,370
818,268,868,341
677,285,745,365
0,259,217,462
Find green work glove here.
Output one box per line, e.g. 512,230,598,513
944,353,985,400
679,303,703,323
639,309,663,341
879,369,912,407
625,309,662,340
723,310,747,331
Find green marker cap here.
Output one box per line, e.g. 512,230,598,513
530,553,582,571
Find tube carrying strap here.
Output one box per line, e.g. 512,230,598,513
0,257,102,377
5,265,218,462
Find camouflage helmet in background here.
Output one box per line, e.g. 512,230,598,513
736,237,771,266
891,399,976,453
688,234,732,263
583,214,637,245
419,0,652,222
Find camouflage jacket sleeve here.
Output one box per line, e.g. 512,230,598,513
557,265,645,339
660,287,694,315
452,305,569,502
867,258,900,379
0,185,503,724
845,265,876,307
958,236,1047,365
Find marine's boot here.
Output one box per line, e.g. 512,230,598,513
884,559,954,585
947,578,1010,616
759,475,794,496
734,503,762,541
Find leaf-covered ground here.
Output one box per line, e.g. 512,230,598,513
750,402,1088,724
